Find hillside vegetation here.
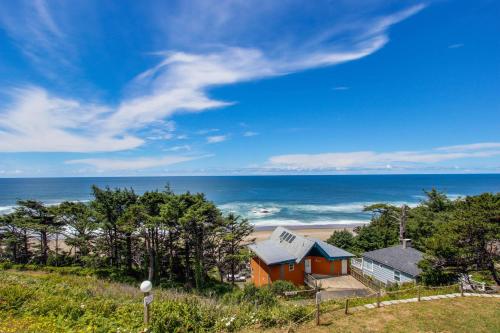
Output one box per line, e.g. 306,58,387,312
327,190,500,285
0,185,254,290
0,270,310,332
2,270,499,333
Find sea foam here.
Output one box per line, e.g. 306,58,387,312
218,201,419,216
252,218,370,227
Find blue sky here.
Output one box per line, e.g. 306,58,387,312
0,0,499,177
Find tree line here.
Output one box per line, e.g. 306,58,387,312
327,190,500,285
0,185,253,289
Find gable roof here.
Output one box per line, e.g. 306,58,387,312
248,226,354,265
247,239,296,265
362,245,423,277
310,238,357,259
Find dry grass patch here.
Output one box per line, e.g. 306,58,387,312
249,297,500,333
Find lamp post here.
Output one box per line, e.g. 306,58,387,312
140,280,153,327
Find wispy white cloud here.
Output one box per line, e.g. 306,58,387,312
448,43,464,49
267,142,500,170
197,128,220,135
0,2,426,153
145,121,176,141
207,135,228,144
0,87,141,152
0,0,75,77
164,145,191,152
333,86,350,91
243,131,259,137
436,142,500,152
65,155,207,171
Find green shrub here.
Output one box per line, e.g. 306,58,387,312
151,298,219,332
269,280,296,295
257,302,311,328
0,283,33,312
223,283,278,307
0,261,13,270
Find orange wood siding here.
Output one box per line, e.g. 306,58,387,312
305,256,347,276
250,257,270,287
251,256,351,287
282,261,305,285
250,257,306,286
307,256,332,275
333,260,342,276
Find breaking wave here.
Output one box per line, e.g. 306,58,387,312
0,200,90,215
0,206,15,215
252,218,370,227
218,201,419,216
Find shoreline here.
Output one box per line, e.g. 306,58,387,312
252,223,364,231
248,223,364,242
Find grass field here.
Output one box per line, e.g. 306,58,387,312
253,297,500,333
0,269,308,332
1,269,499,332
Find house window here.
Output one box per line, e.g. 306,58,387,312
394,270,401,282
289,263,295,272
364,259,373,272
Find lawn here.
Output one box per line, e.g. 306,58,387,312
252,297,500,333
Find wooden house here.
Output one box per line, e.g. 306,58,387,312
248,227,354,286
351,240,423,285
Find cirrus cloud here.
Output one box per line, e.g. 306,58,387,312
267,142,500,170
65,154,209,171
207,135,228,144
0,1,426,154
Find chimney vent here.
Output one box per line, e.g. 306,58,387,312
402,238,412,249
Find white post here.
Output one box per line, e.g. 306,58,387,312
140,280,153,327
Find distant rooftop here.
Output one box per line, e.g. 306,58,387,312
248,226,354,265
362,245,424,277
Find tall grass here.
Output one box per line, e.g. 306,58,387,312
0,270,310,332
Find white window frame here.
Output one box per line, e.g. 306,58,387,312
394,270,401,282
364,259,373,272
289,263,295,272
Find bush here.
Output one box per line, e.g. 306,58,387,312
151,298,220,332
0,283,33,312
269,280,296,295
223,283,278,307
0,261,13,270
0,263,140,284
255,304,310,328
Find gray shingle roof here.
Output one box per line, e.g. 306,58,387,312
248,227,354,265
247,240,296,265
269,227,315,263
310,238,356,259
362,245,424,277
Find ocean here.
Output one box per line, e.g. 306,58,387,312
1,175,499,227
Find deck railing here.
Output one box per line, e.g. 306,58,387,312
350,266,385,291
350,258,363,270
305,274,322,289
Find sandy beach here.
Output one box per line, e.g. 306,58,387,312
247,224,362,242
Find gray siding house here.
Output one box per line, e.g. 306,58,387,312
352,241,423,285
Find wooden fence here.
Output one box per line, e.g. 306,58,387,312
285,282,498,330
350,266,385,291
